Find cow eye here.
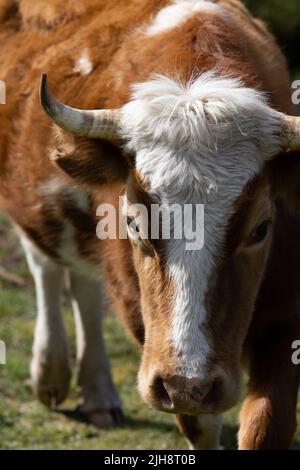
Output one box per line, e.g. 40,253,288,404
126,216,154,256
250,219,272,245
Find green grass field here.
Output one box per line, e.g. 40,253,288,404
0,213,299,450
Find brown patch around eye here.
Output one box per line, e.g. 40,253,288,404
248,219,272,246
126,172,173,264
128,170,154,206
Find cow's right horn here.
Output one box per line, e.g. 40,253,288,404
39,73,122,139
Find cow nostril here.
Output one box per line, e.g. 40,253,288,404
152,376,172,409
191,385,206,402
202,378,223,408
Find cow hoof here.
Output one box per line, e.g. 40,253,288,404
84,408,124,429
30,354,71,407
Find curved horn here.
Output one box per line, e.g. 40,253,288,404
281,115,300,149
39,73,121,139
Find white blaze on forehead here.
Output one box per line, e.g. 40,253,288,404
146,0,224,36
121,72,282,377
74,49,93,76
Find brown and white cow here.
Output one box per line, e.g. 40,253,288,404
1,0,300,449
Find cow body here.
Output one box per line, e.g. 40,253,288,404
0,0,299,449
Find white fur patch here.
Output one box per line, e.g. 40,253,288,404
121,72,282,377
145,0,223,36
19,233,71,405
74,49,93,76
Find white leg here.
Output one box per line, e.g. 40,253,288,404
68,270,122,428
177,414,223,450
21,236,71,407
190,415,223,450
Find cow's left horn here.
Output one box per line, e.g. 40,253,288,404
39,73,121,139
281,115,300,149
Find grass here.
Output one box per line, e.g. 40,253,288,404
0,213,299,450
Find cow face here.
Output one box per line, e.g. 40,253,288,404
118,74,281,414
123,170,273,415
42,73,290,415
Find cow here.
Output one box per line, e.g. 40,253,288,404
1,0,300,449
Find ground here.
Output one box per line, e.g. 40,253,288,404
0,213,299,450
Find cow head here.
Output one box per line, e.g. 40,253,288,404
40,73,300,415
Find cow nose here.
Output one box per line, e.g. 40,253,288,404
152,375,224,413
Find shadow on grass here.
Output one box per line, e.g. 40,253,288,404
55,407,241,449
123,415,175,433
55,408,175,433
53,408,90,424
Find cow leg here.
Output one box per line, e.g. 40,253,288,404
21,236,71,407
239,329,299,450
176,414,223,450
68,270,122,428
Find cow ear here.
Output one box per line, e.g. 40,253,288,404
48,128,129,188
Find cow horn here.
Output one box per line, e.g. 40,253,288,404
39,73,121,139
281,115,300,149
